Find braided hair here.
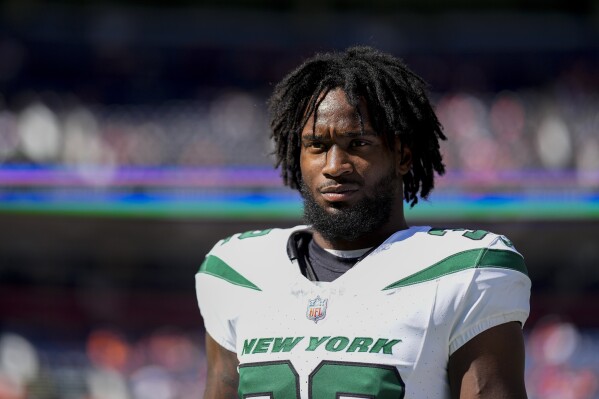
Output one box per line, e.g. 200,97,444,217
268,46,446,207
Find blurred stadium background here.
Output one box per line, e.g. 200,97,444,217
0,0,598,398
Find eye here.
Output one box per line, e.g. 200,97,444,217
350,139,369,148
302,140,327,152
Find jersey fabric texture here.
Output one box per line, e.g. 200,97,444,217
195,225,531,398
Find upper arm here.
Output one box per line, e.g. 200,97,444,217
204,332,239,399
448,321,528,399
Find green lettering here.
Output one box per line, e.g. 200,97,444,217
219,235,233,245
427,228,446,236
242,338,257,355
306,336,330,351
428,228,489,241
325,336,350,352
238,229,272,240
272,337,304,353
369,338,401,355
347,337,374,353
253,338,273,354
463,230,489,240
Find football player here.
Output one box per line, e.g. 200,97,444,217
196,46,530,399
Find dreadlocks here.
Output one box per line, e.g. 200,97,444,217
268,46,446,207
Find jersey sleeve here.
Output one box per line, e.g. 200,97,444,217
195,230,277,353
195,238,244,353
196,277,236,352
443,235,531,355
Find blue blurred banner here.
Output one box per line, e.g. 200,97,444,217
1,165,597,220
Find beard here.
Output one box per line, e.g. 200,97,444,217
300,170,399,243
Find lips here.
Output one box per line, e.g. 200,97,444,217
319,184,360,202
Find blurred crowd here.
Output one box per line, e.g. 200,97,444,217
0,327,206,399
0,4,597,191
0,84,598,189
0,318,597,399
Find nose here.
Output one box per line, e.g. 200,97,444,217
322,145,353,177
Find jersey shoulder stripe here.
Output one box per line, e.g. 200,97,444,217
197,226,308,291
198,254,261,291
383,248,527,290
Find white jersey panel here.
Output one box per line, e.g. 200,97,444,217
195,225,531,399
196,227,306,351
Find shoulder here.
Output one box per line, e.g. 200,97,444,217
381,226,528,290
206,225,307,259
388,227,530,353
197,225,307,291
411,226,520,251
423,227,526,275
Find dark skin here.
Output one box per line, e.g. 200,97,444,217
203,88,528,399
448,322,528,399
299,88,411,250
204,333,239,399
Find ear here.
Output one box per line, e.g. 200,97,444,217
394,137,412,176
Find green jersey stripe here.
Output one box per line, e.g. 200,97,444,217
383,248,527,290
199,255,262,291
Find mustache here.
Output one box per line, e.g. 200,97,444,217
316,178,363,191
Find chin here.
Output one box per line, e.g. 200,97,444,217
323,201,351,212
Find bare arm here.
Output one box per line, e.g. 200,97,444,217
203,332,239,399
448,321,528,399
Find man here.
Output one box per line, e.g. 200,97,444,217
196,46,531,398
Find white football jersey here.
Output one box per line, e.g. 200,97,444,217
195,225,531,398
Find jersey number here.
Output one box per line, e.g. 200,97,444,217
239,360,405,398
428,228,489,240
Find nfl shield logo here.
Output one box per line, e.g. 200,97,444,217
306,296,328,323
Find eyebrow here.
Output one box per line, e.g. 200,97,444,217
301,130,378,139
